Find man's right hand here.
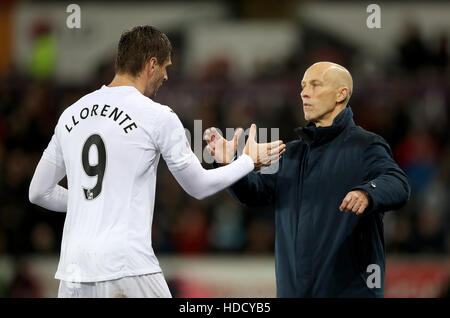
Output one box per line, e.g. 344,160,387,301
204,127,242,164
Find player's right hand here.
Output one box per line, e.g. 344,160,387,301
244,124,286,170
204,127,242,164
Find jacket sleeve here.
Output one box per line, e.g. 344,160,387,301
227,167,277,207
351,135,411,214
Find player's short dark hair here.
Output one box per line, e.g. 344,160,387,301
115,25,172,77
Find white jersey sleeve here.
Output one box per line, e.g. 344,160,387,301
152,106,196,172
29,155,68,212
170,153,254,200
150,106,254,200
42,133,65,169
29,130,68,212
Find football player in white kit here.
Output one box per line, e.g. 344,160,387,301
28,25,285,298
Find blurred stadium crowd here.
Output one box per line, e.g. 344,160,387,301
0,5,449,297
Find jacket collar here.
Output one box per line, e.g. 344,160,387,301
294,106,355,146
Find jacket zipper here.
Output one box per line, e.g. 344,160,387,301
295,144,309,294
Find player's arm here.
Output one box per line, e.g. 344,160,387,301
170,125,283,200
29,156,68,212
170,152,255,200
155,110,284,200
29,132,67,212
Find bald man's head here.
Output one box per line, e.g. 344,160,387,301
300,62,354,127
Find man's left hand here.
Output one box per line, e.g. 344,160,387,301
339,190,369,215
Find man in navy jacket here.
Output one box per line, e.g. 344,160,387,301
205,62,411,297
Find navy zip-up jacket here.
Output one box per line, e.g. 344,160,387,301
228,106,411,297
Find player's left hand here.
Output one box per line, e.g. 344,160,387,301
339,190,370,215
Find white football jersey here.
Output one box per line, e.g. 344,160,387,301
43,85,196,282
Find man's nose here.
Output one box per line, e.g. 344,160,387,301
301,88,310,99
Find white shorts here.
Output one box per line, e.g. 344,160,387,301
58,272,172,298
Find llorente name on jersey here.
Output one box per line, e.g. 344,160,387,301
65,104,138,134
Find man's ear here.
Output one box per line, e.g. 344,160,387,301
336,87,348,103
146,57,158,74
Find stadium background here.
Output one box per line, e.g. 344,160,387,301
0,0,449,297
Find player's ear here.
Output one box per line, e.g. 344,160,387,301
149,57,158,70
145,57,158,75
